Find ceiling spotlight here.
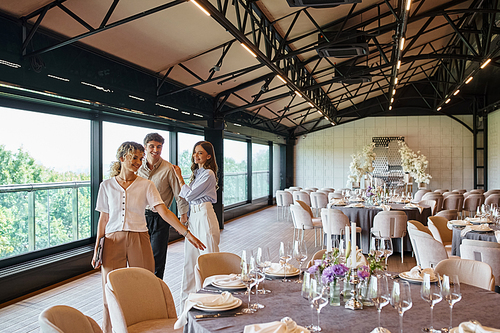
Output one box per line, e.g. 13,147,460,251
465,77,473,84
480,59,491,69
453,90,460,96
260,84,269,93
437,106,442,111
389,105,392,110
445,98,451,104
294,90,302,98
211,65,220,72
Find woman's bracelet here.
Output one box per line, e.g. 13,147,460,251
182,229,190,237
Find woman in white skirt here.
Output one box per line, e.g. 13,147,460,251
173,141,220,308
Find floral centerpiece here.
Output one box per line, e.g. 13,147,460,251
347,143,376,187
398,142,432,185
357,253,387,306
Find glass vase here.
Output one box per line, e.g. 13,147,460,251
342,276,351,302
359,277,374,306
330,278,341,306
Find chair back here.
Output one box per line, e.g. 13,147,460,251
463,194,484,212
305,187,318,192
414,189,431,202
452,189,467,195
407,220,433,267
196,252,242,289
317,190,330,196
471,189,485,194
435,209,458,221
442,194,464,211
281,191,293,206
310,192,328,210
293,190,311,206
410,232,448,268
434,189,448,194
485,194,500,207
289,186,302,191
418,200,436,215
275,190,284,207
39,305,102,333
422,192,443,212
372,211,407,238
427,216,452,245
460,239,500,287
307,249,327,268
290,202,314,230
328,192,344,201
320,187,334,192
484,189,500,197
434,259,495,291
320,208,349,236
105,267,176,332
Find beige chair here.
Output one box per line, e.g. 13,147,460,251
460,239,500,287
310,192,328,217
279,190,293,221
105,267,180,333
413,189,431,202
434,189,448,194
452,189,467,195
442,194,464,212
305,187,318,192
418,199,436,216
320,187,334,192
276,190,285,220
39,305,102,333
307,249,327,268
291,201,323,246
427,216,452,256
471,189,485,194
463,194,485,217
372,211,408,262
407,220,446,268
485,194,500,207
195,252,242,290
484,189,500,197
320,208,361,250
436,209,458,221
293,190,311,206
422,192,443,213
328,192,344,201
289,186,302,191
434,258,495,291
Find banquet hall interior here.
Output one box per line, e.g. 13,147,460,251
1,0,500,332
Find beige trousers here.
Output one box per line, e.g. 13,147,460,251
100,231,154,333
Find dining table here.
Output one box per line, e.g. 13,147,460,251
451,224,500,256
184,274,500,333
331,204,432,254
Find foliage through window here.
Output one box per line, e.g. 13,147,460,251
223,139,247,206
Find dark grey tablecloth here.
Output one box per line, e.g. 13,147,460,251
451,225,499,256
333,204,432,254
185,277,500,333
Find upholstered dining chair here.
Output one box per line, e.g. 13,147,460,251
442,194,464,212
310,191,328,217
307,249,327,268
433,189,448,194
305,187,318,192
195,252,242,290
371,211,408,262
105,267,180,333
413,189,431,202
460,239,500,288
435,209,458,221
427,216,452,256
422,192,443,213
418,199,436,216
484,189,500,198
278,191,293,221
471,189,485,194
434,258,495,291
485,194,500,207
452,189,467,195
289,186,302,191
320,187,334,192
328,192,344,201
320,208,361,248
293,190,311,206
463,194,485,217
291,201,323,246
407,220,446,268
276,190,284,220
39,305,102,333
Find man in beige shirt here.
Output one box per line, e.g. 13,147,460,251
138,133,189,279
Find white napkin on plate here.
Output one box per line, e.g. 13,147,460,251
174,292,235,328
346,203,365,208
403,203,424,213
330,198,346,206
455,321,500,332
267,263,299,275
346,247,368,268
407,266,435,280
244,317,309,333
379,204,391,211
495,230,500,243
203,274,242,288
461,224,491,237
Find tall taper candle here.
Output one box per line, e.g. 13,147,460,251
351,222,357,268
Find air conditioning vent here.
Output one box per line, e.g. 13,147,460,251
334,65,372,84
316,43,369,58
286,0,362,7
338,76,372,84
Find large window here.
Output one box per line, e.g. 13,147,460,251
177,132,204,183
223,139,247,206
252,143,270,199
102,122,170,179
273,144,281,195
0,107,90,259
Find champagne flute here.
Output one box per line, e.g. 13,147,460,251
310,279,328,332
256,247,272,294
240,262,257,314
441,275,462,332
420,273,442,332
293,240,308,283
369,274,390,331
391,280,413,333
279,241,292,282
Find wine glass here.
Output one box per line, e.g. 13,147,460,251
381,238,393,269
370,234,383,260
255,246,272,294
293,240,308,283
310,278,328,332
441,275,462,332
249,256,265,309
391,280,413,333
420,273,442,332
369,274,390,331
240,262,257,314
279,241,292,282
305,275,320,332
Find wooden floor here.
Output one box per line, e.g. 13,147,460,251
0,205,416,333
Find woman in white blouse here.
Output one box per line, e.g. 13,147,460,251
92,141,205,333
173,141,221,308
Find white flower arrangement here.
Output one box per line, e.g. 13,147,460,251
347,143,376,185
398,142,432,184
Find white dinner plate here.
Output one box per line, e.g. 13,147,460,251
212,280,246,290
265,265,300,277
399,271,438,283
193,298,242,312
449,220,468,227
296,326,310,333
467,218,491,224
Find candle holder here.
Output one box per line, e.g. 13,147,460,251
345,268,363,310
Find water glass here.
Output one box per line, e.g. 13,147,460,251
279,241,292,282
420,273,442,332
390,280,412,333
293,240,308,283
249,256,265,309
256,246,272,294
441,275,462,332
369,274,390,331
310,279,328,332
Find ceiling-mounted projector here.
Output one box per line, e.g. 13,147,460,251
316,31,369,58
335,66,372,84
286,0,362,7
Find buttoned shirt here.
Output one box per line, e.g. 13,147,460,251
179,167,217,205
95,176,163,234
137,157,189,215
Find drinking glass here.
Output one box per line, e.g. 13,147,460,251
310,279,328,332
441,275,462,332
240,262,257,314
381,238,393,268
255,247,272,294
420,273,442,332
370,235,383,260
293,240,308,283
279,241,292,282
305,275,320,332
249,256,266,309
369,274,390,331
390,280,412,333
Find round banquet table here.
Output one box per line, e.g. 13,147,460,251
331,204,432,254
184,275,500,333
451,224,500,256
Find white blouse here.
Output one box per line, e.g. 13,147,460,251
179,168,217,205
95,176,163,234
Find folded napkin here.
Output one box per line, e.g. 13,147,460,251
244,317,309,333
455,321,500,332
496,230,500,243
203,274,243,288
346,203,365,208
346,247,368,268
267,263,299,275
379,204,391,211
174,292,235,328
461,224,491,237
329,198,346,206
403,203,424,213
408,266,436,280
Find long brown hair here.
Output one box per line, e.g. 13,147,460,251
110,141,144,177
190,141,218,186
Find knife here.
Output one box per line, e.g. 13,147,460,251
195,312,242,319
